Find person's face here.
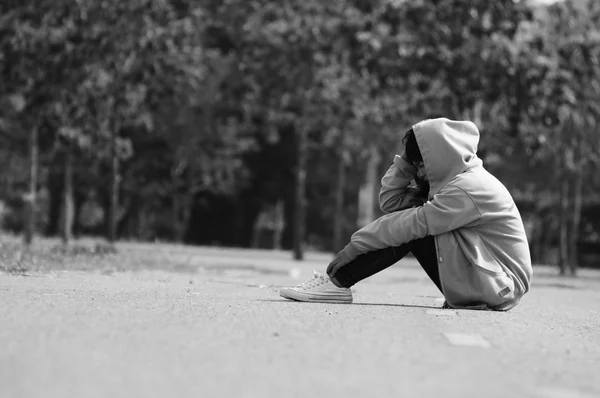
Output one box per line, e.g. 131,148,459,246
413,161,428,182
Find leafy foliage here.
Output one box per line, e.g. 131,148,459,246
1,0,599,268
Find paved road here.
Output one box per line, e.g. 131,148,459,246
1,244,599,398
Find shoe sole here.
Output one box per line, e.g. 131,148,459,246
279,288,353,304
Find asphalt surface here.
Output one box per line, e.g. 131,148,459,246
1,243,599,398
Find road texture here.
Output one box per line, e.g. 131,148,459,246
1,243,599,398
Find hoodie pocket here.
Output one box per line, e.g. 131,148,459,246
470,251,516,305
472,265,515,305
455,230,516,305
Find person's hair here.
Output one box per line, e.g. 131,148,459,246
402,129,422,164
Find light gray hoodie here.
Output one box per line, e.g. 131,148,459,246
341,118,533,310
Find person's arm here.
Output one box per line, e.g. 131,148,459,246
379,154,424,213
343,183,483,260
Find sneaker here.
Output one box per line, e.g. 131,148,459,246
279,270,353,304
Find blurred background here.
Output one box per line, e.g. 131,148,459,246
0,0,599,274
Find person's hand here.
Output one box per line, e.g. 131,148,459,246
399,149,408,162
326,250,352,278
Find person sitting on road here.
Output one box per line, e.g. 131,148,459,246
280,118,533,311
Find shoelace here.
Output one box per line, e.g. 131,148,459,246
296,270,328,289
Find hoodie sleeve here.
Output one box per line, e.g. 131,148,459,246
342,184,483,260
379,155,424,213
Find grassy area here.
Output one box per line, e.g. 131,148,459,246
2,233,599,287
0,234,205,275
0,233,309,276
0,235,115,275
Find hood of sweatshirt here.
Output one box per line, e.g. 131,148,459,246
412,118,483,197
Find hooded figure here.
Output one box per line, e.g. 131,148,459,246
280,118,533,311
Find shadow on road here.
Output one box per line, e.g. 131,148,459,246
257,298,441,310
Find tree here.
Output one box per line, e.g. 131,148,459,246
2,0,599,272
513,0,600,274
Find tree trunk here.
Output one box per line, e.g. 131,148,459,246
45,162,62,236
24,127,38,245
293,126,308,260
107,131,119,243
180,175,195,243
273,200,284,250
569,167,583,276
172,193,193,243
251,214,261,249
332,149,347,253
532,211,545,264
61,146,75,244
172,195,182,242
541,213,554,264
558,164,570,276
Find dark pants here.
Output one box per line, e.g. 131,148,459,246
329,236,442,292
